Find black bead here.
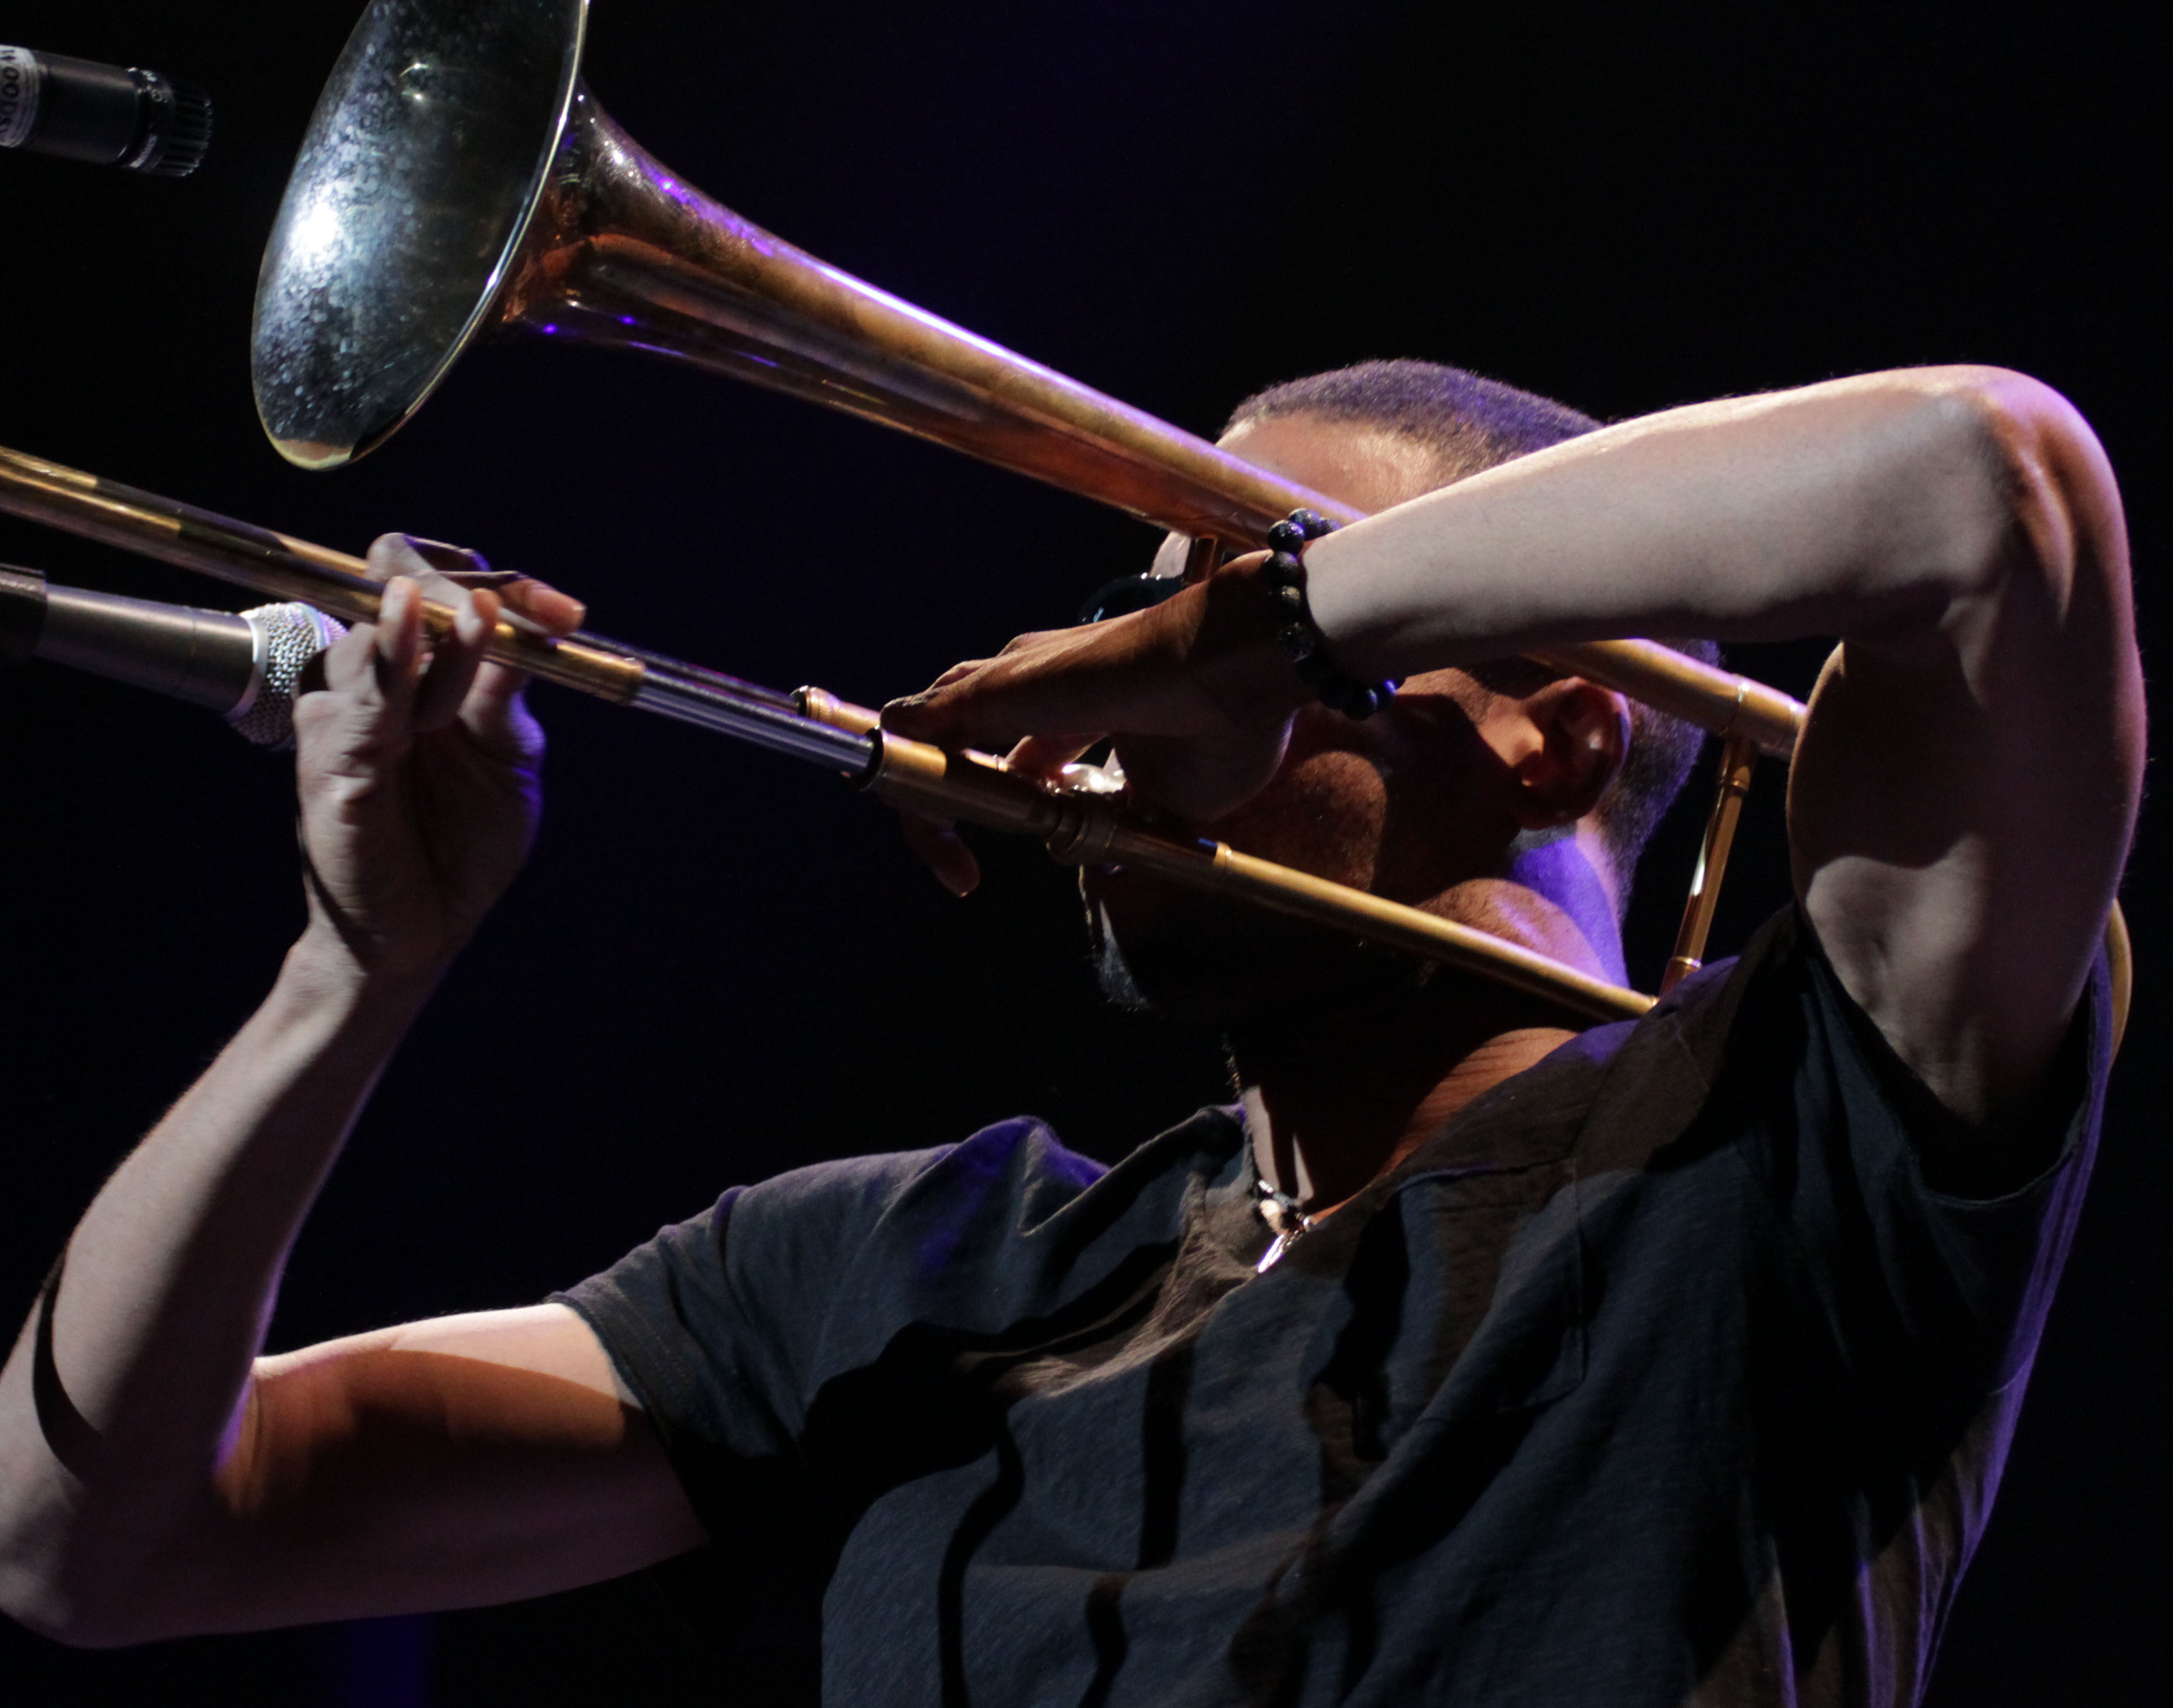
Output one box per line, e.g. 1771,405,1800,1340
1264,509,1391,720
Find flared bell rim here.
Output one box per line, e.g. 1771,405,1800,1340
249,0,590,470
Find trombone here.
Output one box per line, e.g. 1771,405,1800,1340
1,0,2131,1041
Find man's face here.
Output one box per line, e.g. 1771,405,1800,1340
1084,412,1549,1023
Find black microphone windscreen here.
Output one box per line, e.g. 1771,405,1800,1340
0,45,212,177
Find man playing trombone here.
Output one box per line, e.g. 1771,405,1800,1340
0,359,2141,1705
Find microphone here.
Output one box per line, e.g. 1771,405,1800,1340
0,44,212,177
1,565,344,747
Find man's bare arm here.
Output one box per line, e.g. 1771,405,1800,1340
154,1304,697,1635
0,546,699,1646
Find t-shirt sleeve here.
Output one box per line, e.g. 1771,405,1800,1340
551,1148,943,1543
1725,910,2113,1406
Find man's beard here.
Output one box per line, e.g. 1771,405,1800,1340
1082,869,1430,1027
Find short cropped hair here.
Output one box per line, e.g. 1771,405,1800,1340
1226,359,1720,907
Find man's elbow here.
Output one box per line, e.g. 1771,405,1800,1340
1917,365,2129,609
0,1493,183,1649
1914,367,2144,812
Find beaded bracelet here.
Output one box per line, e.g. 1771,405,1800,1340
1263,509,1400,720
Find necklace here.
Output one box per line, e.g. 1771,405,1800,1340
1253,1180,1320,1274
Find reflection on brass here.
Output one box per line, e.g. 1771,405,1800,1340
1660,734,1759,994
2106,900,2133,1056
796,687,880,736
865,730,1071,841
252,0,590,470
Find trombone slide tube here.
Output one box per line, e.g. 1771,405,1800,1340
855,726,1653,1024
1660,735,1759,994
632,670,873,772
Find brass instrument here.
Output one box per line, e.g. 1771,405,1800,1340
1,0,2130,1042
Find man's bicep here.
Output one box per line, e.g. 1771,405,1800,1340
147,1304,703,1635
348,1301,641,1405
1788,386,2142,1125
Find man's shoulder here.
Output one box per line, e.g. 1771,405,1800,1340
1397,910,1803,1182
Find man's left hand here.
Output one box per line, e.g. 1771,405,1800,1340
882,554,1310,835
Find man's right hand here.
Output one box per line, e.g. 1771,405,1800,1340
292,535,583,984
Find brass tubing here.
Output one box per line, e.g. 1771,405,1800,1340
496,100,1808,755
863,730,1073,841
0,445,645,704
1660,735,1759,994
247,0,1809,751
500,96,1356,552
1200,841,1650,1022
1529,641,1803,759
797,687,882,736
857,725,1653,1024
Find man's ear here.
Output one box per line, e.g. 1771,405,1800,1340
1506,678,1631,831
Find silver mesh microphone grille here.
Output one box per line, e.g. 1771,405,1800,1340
228,602,347,747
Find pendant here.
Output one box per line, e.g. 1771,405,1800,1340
1254,1179,1314,1275
1255,1215,1316,1274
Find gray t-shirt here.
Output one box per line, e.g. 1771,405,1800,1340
561,909,2109,1706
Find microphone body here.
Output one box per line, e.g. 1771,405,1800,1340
0,45,212,177
1,565,344,746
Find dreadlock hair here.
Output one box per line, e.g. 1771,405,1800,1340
1225,358,1721,910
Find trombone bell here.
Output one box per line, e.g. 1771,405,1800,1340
252,0,590,469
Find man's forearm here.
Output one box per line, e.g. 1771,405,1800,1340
0,932,434,1639
1303,367,2044,673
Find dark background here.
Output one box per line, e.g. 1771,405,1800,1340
1,1,2161,1702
